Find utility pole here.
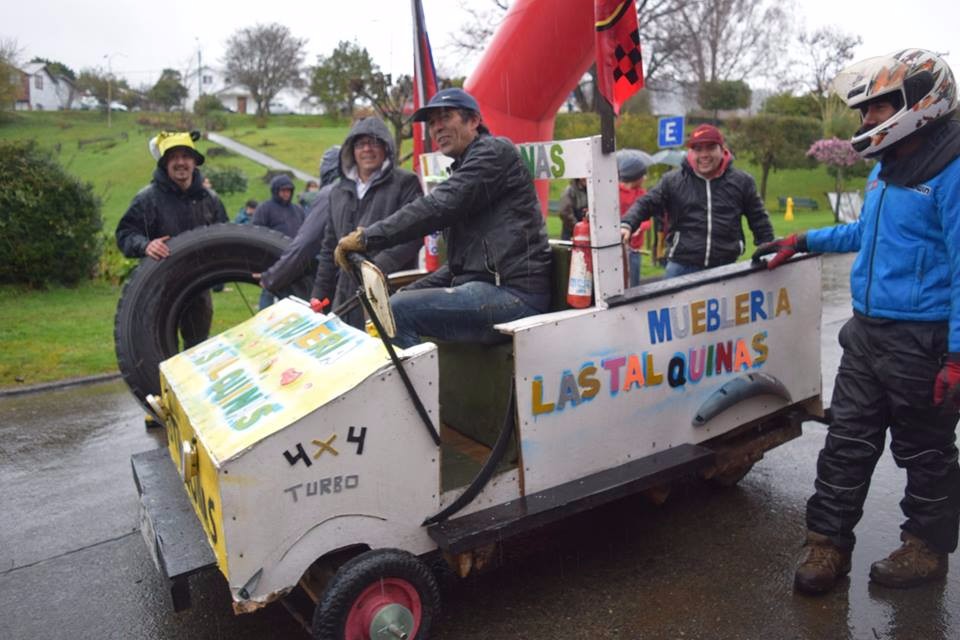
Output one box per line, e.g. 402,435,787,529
104,54,113,129
104,52,124,129
198,46,202,99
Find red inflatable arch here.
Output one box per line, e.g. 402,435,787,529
464,0,597,212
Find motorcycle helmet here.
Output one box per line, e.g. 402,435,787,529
832,48,957,157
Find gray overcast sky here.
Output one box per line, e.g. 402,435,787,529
4,0,958,89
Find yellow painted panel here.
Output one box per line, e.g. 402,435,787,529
160,299,390,465
162,372,229,573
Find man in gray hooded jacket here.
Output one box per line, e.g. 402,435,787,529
314,117,423,328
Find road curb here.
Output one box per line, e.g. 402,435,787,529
0,372,122,398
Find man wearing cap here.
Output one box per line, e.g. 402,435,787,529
116,131,228,347
313,118,424,330
620,124,773,278
334,88,551,347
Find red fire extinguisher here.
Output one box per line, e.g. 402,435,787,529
423,232,441,272
567,218,593,308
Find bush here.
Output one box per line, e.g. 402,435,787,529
194,94,226,116
94,233,137,284
203,165,248,195
204,111,228,132
0,140,103,287
553,112,659,152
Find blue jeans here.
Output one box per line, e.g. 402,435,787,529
628,249,641,287
258,289,276,310
390,281,541,348
664,261,703,279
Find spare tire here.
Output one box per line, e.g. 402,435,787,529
114,223,313,415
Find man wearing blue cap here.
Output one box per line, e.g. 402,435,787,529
334,88,552,347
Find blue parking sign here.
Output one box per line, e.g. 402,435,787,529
658,116,685,148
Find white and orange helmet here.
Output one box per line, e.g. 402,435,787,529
832,48,957,157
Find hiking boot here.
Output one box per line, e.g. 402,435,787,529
869,532,948,588
794,531,852,595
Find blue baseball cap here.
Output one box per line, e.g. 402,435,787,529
412,88,481,122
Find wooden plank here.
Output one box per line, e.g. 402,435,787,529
131,448,216,580
428,443,715,554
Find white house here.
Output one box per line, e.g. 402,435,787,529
15,62,76,111
182,65,320,115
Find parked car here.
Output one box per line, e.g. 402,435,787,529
268,101,294,115
109,101,129,112
73,95,101,110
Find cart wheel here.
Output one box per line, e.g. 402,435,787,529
312,548,440,640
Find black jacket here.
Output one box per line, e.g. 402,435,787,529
253,175,306,239
622,157,774,268
259,148,343,293
364,132,551,304
116,167,228,258
314,118,422,328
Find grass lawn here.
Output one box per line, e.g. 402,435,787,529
0,279,265,387
0,110,851,389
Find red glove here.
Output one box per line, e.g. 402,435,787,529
309,297,330,314
751,233,807,270
933,353,960,409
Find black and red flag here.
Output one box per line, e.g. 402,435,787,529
411,0,439,174
594,0,644,114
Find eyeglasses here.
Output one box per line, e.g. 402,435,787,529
354,137,385,150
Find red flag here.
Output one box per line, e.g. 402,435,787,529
412,0,439,175
594,0,644,115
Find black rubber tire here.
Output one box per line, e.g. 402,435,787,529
114,223,312,415
312,548,440,640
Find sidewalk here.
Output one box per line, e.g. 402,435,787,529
206,132,317,183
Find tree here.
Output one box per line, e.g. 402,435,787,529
352,72,414,159
148,68,188,111
448,0,509,55
761,91,821,119
0,140,102,287
75,68,125,105
29,57,76,81
654,0,791,86
0,38,22,111
224,23,306,116
797,27,861,100
310,41,376,116
727,114,820,201
698,79,751,121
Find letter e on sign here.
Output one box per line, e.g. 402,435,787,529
658,116,685,148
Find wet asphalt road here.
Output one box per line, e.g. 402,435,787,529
1,253,958,640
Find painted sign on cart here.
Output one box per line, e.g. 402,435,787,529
161,299,391,464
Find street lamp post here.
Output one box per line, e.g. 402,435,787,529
103,52,124,128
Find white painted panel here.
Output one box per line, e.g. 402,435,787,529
218,344,441,599
512,258,823,495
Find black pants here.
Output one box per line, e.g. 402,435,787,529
807,314,960,553
179,290,213,349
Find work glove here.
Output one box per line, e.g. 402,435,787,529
752,233,807,270
334,227,366,272
309,297,329,314
933,353,960,410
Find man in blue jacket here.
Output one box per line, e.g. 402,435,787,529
754,49,960,594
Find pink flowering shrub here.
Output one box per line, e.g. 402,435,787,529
807,138,863,221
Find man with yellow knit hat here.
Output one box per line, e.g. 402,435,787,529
116,131,227,347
